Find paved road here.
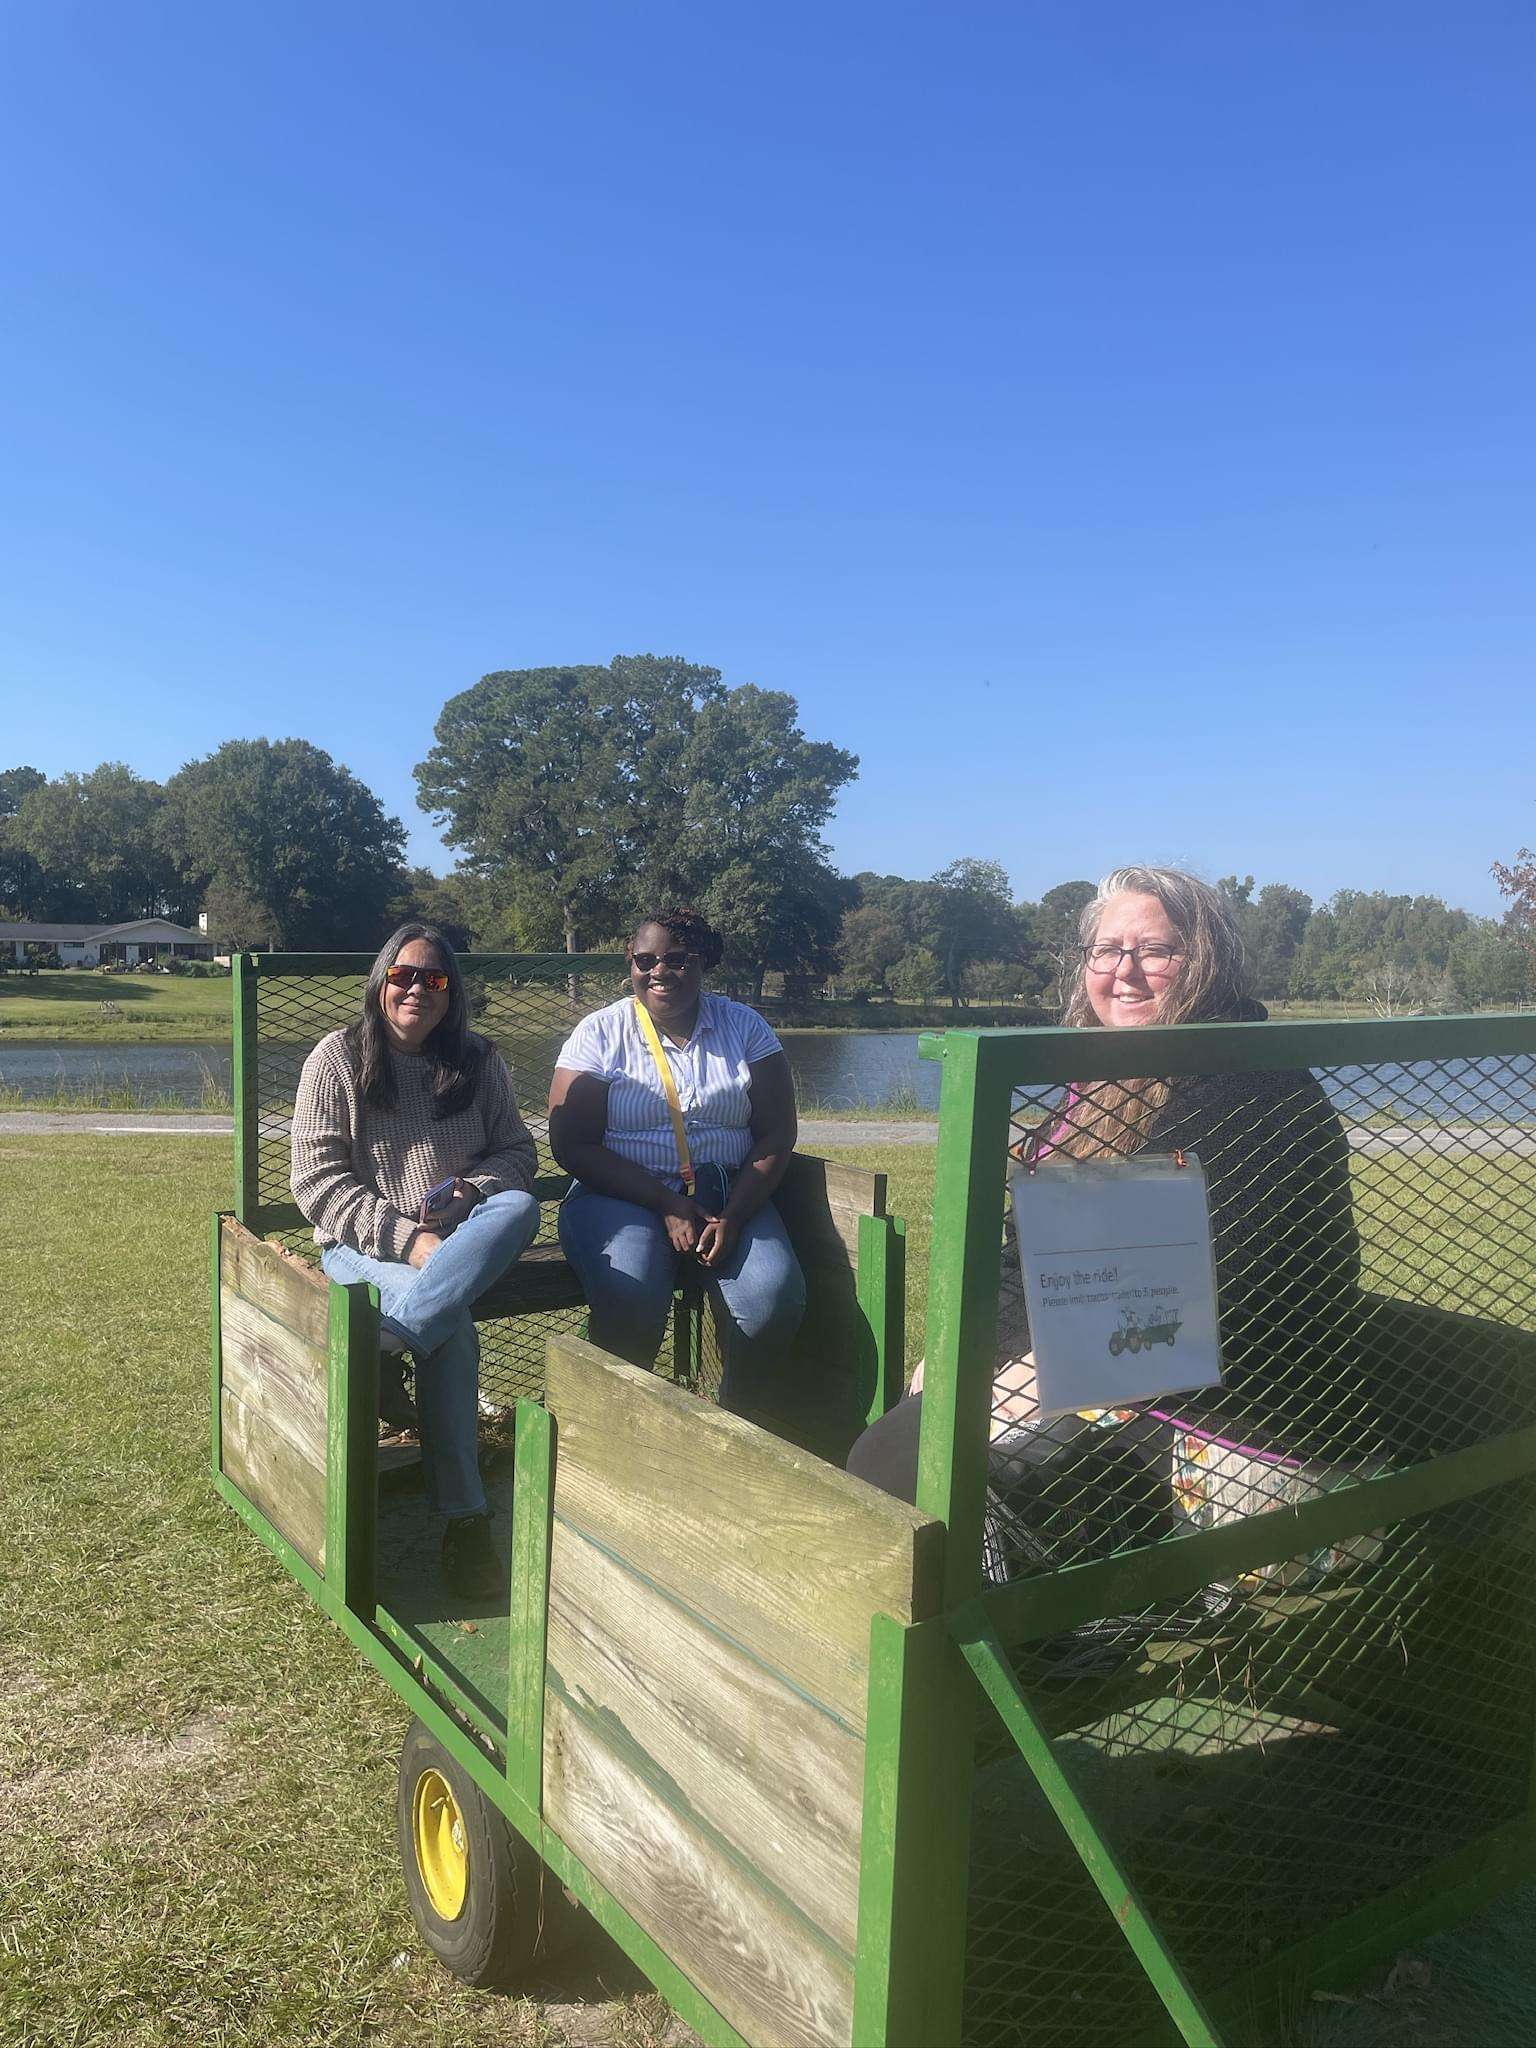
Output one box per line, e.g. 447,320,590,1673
0,1110,941,1145
4,1111,1534,1160
0,1111,237,1136
0,1110,938,1142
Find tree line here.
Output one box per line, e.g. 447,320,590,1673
2,653,1531,1011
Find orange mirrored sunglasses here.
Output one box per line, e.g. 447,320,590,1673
384,965,450,992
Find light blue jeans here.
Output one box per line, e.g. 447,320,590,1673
558,1184,807,1410
321,1189,540,1519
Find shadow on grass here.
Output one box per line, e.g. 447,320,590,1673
0,970,166,1003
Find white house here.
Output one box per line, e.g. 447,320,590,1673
0,917,217,967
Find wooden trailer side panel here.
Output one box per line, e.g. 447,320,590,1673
771,1154,896,1441
217,1220,330,1572
541,1336,941,2048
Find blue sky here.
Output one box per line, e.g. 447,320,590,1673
1,1,1531,915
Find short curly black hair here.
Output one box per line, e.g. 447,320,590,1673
628,906,724,972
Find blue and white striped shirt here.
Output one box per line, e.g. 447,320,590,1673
554,993,784,1186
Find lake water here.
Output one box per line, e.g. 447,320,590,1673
0,1042,236,1105
1,1035,1532,1124
0,1033,943,1110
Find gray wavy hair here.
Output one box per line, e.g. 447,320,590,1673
1061,865,1250,1028
1051,866,1251,1159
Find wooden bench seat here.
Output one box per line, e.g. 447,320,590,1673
472,1238,588,1317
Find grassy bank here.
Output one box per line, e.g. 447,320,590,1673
0,1093,232,1115
0,1066,232,1115
0,970,233,1044
5,1133,1534,2045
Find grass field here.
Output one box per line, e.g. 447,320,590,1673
5,1132,1536,2046
0,970,233,1042
0,1135,693,2048
0,971,1466,1047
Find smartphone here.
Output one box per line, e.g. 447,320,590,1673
420,1176,458,1221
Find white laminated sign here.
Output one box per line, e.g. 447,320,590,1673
1009,1152,1224,1421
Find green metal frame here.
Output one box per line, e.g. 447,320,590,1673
904,1012,1536,2047
213,986,1536,2045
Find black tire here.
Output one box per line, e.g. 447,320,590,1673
397,1718,576,1987
1108,1332,1124,1356
1127,1329,1143,1353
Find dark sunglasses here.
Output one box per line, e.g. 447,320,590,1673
384,965,450,991
631,949,694,973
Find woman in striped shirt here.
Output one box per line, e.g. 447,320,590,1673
548,908,806,1410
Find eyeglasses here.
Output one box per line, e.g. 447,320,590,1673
1082,943,1183,974
631,950,695,973
384,965,450,992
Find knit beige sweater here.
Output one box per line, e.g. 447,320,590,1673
290,1029,537,1261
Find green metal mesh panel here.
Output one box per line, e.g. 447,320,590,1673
965,1488,1536,2047
247,955,626,1409
960,1048,1536,2045
983,1053,1536,1564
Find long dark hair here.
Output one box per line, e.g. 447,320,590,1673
345,922,485,1116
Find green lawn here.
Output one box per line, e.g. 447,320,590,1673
0,1136,681,2048
0,969,233,1042
5,1133,1535,2047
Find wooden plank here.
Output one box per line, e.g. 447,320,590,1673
789,1243,864,1293
783,1302,872,1380
544,1685,854,2048
219,1291,328,1468
473,1241,588,1318
547,1516,866,1951
544,1336,943,1729
858,1213,906,1424
220,1386,326,1571
775,1155,887,1264
220,1221,330,1352
796,1153,887,1216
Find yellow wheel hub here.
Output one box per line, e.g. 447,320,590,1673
412,1767,469,1921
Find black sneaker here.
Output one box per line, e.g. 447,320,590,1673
441,1514,503,1602
378,1354,419,1431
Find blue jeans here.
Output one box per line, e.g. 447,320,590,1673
558,1184,807,1410
321,1189,540,1519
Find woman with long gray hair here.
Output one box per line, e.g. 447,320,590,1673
290,923,540,1601
847,864,1365,1582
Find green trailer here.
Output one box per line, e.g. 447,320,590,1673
214,958,1536,2046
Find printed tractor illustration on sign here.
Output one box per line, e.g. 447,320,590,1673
1108,1305,1182,1355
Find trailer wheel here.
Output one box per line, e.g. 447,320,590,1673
397,1719,574,1986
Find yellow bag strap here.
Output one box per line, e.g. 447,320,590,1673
632,997,694,1190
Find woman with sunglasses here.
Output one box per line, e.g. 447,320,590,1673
290,923,540,1599
848,866,1367,1581
548,908,806,1411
